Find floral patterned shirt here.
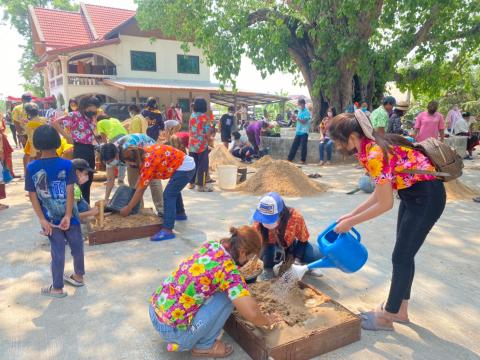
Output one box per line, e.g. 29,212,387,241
61,111,96,144
254,208,309,247
188,112,210,153
139,144,186,187
358,138,436,190
150,240,250,330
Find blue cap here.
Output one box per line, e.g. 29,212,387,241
253,192,284,225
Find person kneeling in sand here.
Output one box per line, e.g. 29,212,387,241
99,133,164,218
149,226,280,357
253,192,324,281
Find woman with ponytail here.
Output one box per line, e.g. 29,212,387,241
149,226,279,357
328,110,446,331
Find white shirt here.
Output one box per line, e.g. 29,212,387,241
177,154,195,171
453,118,469,135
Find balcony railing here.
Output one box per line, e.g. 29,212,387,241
68,64,117,76
67,74,111,86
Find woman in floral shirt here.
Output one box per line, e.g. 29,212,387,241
188,98,212,192
328,110,446,331
54,96,100,204
149,226,278,357
252,192,323,280
119,144,196,241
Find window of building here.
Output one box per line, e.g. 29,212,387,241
131,51,156,72
177,98,191,113
177,55,200,74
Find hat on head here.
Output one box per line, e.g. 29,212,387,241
395,100,410,111
72,158,96,173
253,192,284,225
164,119,180,130
354,109,375,140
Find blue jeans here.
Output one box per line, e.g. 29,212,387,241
261,240,323,269
149,292,234,351
319,139,333,161
163,168,196,229
48,224,85,289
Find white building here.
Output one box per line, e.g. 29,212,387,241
29,3,286,114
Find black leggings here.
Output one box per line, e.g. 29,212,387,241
73,143,95,204
385,180,446,313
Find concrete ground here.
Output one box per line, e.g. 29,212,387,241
1,143,479,360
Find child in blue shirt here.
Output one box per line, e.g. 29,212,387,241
25,125,85,298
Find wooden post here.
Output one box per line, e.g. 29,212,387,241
96,200,105,228
136,89,140,104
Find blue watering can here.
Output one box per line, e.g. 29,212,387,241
287,222,368,281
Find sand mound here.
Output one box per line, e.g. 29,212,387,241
445,179,479,201
237,159,327,196
251,155,274,168
209,145,242,170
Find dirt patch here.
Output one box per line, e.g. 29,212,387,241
91,209,161,231
251,155,274,168
469,165,480,171
241,281,356,347
237,160,327,196
445,179,479,201
209,145,243,170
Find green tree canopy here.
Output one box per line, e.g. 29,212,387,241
1,0,77,96
136,0,480,120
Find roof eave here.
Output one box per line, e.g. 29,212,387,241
80,2,99,40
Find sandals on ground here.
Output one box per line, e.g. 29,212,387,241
63,274,85,287
377,302,410,324
191,340,234,358
360,311,394,331
41,285,68,298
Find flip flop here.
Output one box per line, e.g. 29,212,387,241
361,311,394,331
63,274,85,287
41,285,68,298
150,230,176,242
191,340,234,358
376,302,410,324
0,204,9,211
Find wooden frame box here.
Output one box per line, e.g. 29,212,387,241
224,282,361,360
88,223,162,245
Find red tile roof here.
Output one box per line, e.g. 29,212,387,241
33,7,93,48
31,3,135,52
83,4,135,39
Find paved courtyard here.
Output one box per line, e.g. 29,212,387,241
1,147,479,360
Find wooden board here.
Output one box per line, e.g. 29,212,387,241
88,223,162,245
224,282,361,360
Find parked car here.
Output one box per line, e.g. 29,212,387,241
101,103,144,121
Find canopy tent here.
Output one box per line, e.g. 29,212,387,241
6,95,56,104
209,92,289,107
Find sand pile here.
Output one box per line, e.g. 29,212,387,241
209,145,242,170
445,179,479,201
251,155,273,168
237,160,327,196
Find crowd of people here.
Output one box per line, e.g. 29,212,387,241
0,90,478,357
